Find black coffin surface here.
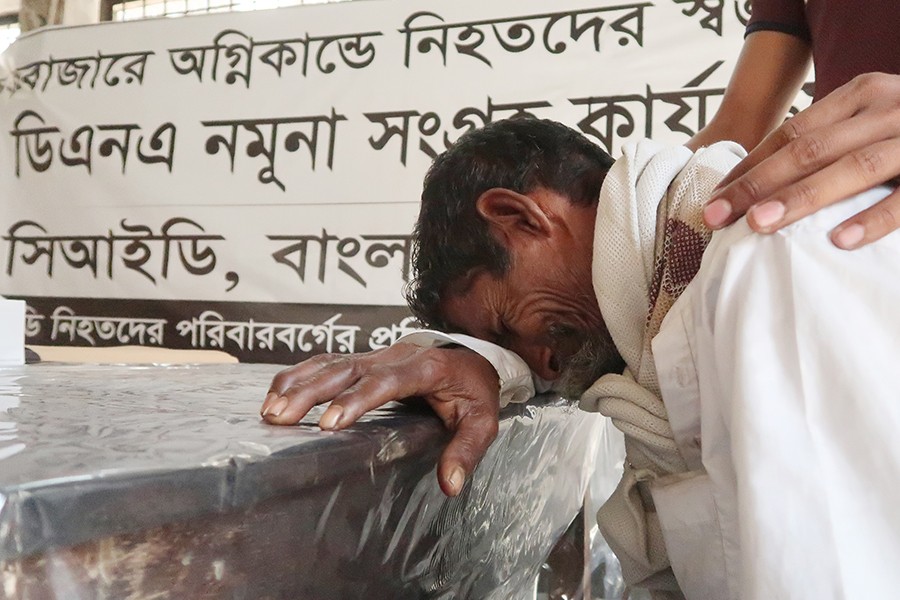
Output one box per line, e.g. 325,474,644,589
0,363,608,599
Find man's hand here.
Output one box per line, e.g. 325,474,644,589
703,72,900,249
260,343,501,497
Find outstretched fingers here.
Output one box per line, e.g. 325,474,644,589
435,403,500,497
260,344,427,424
262,355,365,424
304,346,502,497
259,344,503,498
316,350,445,430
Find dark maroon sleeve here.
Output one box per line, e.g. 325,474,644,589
746,0,810,41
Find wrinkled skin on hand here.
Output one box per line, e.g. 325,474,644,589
704,72,900,250
260,342,501,497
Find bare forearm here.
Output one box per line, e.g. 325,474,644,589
688,31,811,152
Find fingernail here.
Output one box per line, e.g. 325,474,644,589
261,392,278,416
703,198,732,228
750,201,785,230
269,398,288,418
833,224,865,249
319,405,344,430
448,467,465,494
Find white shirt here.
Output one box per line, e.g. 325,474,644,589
653,185,900,599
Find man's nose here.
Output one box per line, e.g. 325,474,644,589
514,343,561,383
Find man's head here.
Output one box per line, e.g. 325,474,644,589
407,118,625,396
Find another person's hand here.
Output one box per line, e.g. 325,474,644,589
260,343,501,497
703,72,900,249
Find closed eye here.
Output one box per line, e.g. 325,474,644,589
548,322,578,340
493,318,513,348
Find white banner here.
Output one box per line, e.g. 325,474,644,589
0,0,812,361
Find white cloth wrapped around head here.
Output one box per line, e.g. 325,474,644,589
581,140,745,589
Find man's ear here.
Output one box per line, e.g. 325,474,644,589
475,188,552,239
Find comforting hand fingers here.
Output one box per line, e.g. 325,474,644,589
711,72,894,193
436,408,500,497
706,114,897,229
744,137,900,233
711,78,866,195
831,187,900,250
706,73,900,231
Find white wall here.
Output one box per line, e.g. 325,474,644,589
0,0,18,15
62,0,100,25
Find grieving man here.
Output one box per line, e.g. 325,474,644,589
260,118,900,599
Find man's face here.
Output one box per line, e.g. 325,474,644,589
439,219,616,397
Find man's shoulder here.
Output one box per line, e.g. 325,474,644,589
665,184,900,336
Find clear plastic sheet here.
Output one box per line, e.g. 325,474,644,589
0,363,616,599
